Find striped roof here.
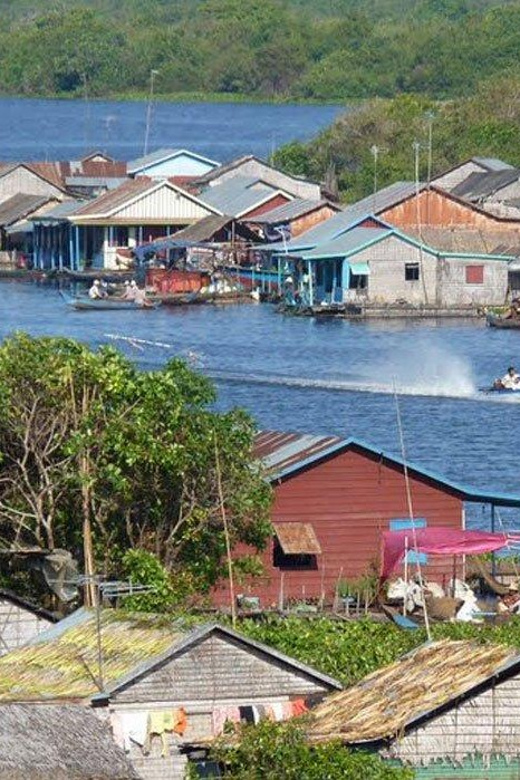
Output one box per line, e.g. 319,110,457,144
473,157,515,172
452,169,520,201
0,193,56,227
254,430,520,506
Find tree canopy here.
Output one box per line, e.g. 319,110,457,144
0,333,271,604
0,0,519,100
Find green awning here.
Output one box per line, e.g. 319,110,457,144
349,262,370,275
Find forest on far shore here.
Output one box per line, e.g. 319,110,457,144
0,0,520,101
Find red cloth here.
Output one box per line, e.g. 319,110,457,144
290,699,308,717
381,527,520,581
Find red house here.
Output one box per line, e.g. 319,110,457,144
213,431,520,609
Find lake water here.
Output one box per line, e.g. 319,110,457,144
0,97,344,162
2,281,520,532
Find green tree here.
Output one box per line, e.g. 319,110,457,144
0,334,272,601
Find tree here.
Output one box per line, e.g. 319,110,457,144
207,718,413,780
0,334,272,602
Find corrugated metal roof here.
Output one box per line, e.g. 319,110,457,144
128,148,219,174
274,522,322,554
251,199,334,224
406,226,520,257
254,430,520,507
297,227,390,260
173,214,232,241
0,193,55,226
473,157,515,172
65,176,128,188
452,169,519,201
279,182,419,253
30,199,87,223
201,177,283,218
70,178,157,217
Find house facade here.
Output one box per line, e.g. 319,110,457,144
212,431,520,609
308,639,520,780
34,179,222,270
0,589,56,655
128,149,220,179
0,613,341,780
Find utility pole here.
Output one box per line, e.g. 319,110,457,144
143,69,159,157
425,110,435,187
370,145,379,214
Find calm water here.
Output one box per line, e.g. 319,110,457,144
0,97,344,162
2,281,520,531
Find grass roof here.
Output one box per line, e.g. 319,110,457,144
307,639,518,744
0,609,183,701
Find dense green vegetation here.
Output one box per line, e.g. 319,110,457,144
1,0,520,100
0,333,271,603
202,719,413,780
273,80,520,201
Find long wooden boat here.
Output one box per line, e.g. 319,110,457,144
61,293,160,311
486,312,520,329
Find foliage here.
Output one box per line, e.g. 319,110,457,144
1,0,520,100
206,718,413,779
0,333,272,602
120,549,178,611
273,78,520,201
232,614,520,687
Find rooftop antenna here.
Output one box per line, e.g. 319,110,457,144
393,382,432,641
425,110,435,188
143,69,159,157
370,145,379,214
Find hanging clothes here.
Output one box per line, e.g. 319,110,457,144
144,710,190,757
212,706,240,735
117,711,149,751
290,699,308,717
173,707,187,736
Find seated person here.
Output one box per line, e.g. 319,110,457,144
88,279,106,299
501,366,520,389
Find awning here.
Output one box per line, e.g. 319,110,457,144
274,522,322,555
349,262,370,275
381,527,520,581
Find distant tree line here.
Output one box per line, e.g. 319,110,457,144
274,79,520,201
0,0,520,100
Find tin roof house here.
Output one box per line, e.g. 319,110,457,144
0,610,341,780
432,156,514,193
0,588,57,656
212,430,520,609
128,148,220,180
308,638,520,780
33,178,223,270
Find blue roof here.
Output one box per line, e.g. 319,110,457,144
128,148,219,174
201,176,283,217
297,227,391,260
275,182,420,253
259,430,520,507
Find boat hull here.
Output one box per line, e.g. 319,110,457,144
486,313,520,329
62,293,159,311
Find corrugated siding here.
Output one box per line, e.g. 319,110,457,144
115,188,213,221
383,189,520,232
392,674,520,769
0,599,53,656
0,169,63,204
136,155,215,179
113,633,331,704
213,448,463,607
414,758,520,779
432,162,487,193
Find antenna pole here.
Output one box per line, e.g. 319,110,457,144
143,69,159,157
214,433,236,627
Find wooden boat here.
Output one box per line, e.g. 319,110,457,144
486,312,520,329
61,293,160,311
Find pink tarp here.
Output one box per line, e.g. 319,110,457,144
381,527,520,581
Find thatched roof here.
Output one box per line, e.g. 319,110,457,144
308,640,518,744
0,611,341,703
0,704,138,779
0,609,181,701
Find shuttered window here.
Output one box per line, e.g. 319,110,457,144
465,265,484,284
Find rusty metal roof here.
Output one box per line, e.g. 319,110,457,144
274,522,322,554
254,431,342,478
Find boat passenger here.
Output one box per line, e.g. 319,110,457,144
133,285,152,308
88,279,105,299
501,366,520,389
121,280,134,299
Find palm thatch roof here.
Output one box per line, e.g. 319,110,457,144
0,703,138,779
308,640,518,744
0,609,182,701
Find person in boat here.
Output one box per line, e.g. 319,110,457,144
121,280,134,299
88,279,107,299
499,366,520,389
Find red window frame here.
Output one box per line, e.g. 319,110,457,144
465,265,484,284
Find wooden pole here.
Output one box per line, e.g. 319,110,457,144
214,434,236,627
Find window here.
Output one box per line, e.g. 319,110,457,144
389,518,428,564
466,265,484,284
405,263,420,281
349,273,368,290
273,540,318,570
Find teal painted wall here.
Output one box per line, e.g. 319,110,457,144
411,756,520,779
